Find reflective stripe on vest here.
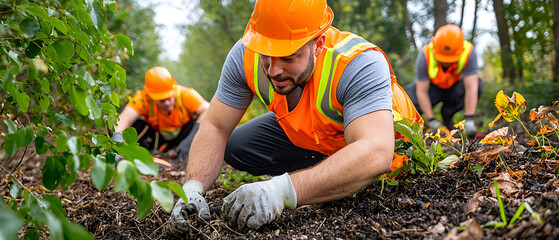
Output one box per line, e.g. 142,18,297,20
253,34,369,125
427,41,472,79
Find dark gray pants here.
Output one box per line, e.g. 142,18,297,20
404,79,483,129
225,112,326,176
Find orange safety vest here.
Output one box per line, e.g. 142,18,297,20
423,41,473,89
243,27,422,155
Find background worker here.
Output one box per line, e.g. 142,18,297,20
404,24,482,135
168,0,422,234
112,66,209,160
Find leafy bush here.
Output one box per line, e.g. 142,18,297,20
0,1,184,238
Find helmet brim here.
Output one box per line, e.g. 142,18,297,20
242,7,333,57
144,84,176,100
433,52,462,63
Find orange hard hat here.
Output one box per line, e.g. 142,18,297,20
242,0,333,57
144,67,177,100
432,24,465,63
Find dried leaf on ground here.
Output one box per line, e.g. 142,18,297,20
464,145,512,163
443,219,482,240
488,172,523,198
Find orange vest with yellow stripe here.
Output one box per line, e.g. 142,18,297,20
423,41,473,89
243,27,422,155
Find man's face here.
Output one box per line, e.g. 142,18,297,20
260,42,316,95
154,96,175,113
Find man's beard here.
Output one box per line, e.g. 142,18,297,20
267,53,315,95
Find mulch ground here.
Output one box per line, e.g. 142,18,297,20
4,132,559,240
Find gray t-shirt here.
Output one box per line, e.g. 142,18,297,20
415,47,478,82
215,39,393,128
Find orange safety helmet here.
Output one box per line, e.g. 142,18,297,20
242,0,333,57
144,67,177,100
431,24,465,63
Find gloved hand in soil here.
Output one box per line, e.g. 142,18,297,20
464,115,477,136
167,180,211,236
428,118,441,132
221,173,297,230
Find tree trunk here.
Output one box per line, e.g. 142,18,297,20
401,0,417,51
470,0,479,43
554,0,559,83
493,0,516,83
459,0,466,28
434,0,448,31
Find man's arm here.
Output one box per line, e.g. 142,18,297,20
416,80,434,119
186,96,246,190
194,101,210,123
291,109,394,205
114,106,140,133
463,74,479,116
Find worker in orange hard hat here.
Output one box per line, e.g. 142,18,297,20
111,67,209,160
404,24,483,136
167,0,422,234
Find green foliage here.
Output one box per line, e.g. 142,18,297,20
0,0,183,237
219,168,269,191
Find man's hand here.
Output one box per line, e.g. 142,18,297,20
464,115,476,136
428,119,441,131
221,173,296,230
167,180,211,236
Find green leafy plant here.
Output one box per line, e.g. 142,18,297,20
0,1,185,238
219,168,269,191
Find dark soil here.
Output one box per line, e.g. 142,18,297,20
6,133,559,240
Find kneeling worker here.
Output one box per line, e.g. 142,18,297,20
168,0,422,234
404,24,482,135
112,67,209,160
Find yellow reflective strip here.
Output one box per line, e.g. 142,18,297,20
253,52,266,105
427,43,438,79
457,41,472,73
393,111,403,121
316,49,334,120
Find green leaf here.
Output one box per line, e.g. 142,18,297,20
76,45,90,61
43,195,67,219
115,34,134,55
52,130,68,153
122,127,138,144
4,134,19,157
81,70,95,86
75,9,94,30
25,4,49,20
54,113,76,131
0,207,24,240
20,18,40,38
53,40,74,63
102,102,117,115
3,119,17,134
38,94,49,112
114,161,138,192
110,91,120,106
113,144,157,176
150,182,174,212
62,220,95,240
16,126,34,148
8,50,22,67
161,181,187,203
9,183,21,198
37,76,50,94
85,95,101,119
69,87,89,116
134,181,154,220
23,227,39,240
87,1,106,31
46,17,68,35
42,156,64,190
91,155,113,191
45,212,64,240
67,136,80,154
34,136,50,154
509,202,525,225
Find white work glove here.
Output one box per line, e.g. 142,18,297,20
464,116,477,136
110,133,124,162
167,180,211,236
221,173,297,230
428,119,441,131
